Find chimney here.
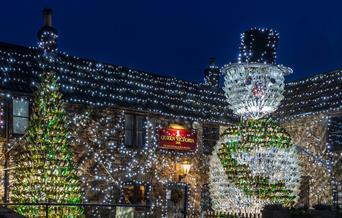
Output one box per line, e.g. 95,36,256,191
209,57,216,66
204,57,220,88
37,8,58,54
43,8,53,27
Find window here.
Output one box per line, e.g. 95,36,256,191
0,100,6,138
13,99,29,134
336,183,342,209
328,116,342,152
124,114,146,148
203,125,219,154
122,182,149,205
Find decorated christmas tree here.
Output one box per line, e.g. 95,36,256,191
11,71,84,217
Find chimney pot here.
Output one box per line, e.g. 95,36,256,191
209,57,216,66
43,8,53,27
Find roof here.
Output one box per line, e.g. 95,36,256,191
274,69,342,119
0,42,341,123
0,42,236,124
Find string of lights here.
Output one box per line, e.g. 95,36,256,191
210,28,301,214
0,40,235,125
10,71,84,217
0,12,340,217
209,119,301,213
282,114,340,206
67,109,206,217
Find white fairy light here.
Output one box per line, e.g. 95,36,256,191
0,14,340,217
210,28,301,214
222,63,292,119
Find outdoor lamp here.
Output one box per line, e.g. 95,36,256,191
180,160,191,176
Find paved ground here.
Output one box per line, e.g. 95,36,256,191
0,207,24,218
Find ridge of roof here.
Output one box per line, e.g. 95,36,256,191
1,41,340,89
1,40,340,122
286,69,341,86
0,41,214,89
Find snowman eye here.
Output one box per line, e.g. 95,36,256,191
270,78,276,83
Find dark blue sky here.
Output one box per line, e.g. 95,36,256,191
0,0,341,82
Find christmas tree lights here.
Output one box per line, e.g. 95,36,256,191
10,71,84,217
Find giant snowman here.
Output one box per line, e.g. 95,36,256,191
209,28,300,213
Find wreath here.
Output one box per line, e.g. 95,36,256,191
170,187,184,203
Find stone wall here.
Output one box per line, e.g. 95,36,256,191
0,141,4,201
281,114,333,206
66,105,208,217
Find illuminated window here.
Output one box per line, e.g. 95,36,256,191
124,114,145,148
122,182,149,205
13,99,29,134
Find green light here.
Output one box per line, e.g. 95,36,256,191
11,71,84,217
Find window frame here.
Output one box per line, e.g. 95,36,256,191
202,124,220,154
124,113,146,148
0,98,7,138
121,181,151,206
336,183,342,209
12,98,30,136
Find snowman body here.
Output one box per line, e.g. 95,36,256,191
209,119,300,213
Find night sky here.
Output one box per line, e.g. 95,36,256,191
0,0,341,83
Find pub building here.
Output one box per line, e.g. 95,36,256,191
0,9,341,217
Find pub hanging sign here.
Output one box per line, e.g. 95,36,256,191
159,126,197,151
